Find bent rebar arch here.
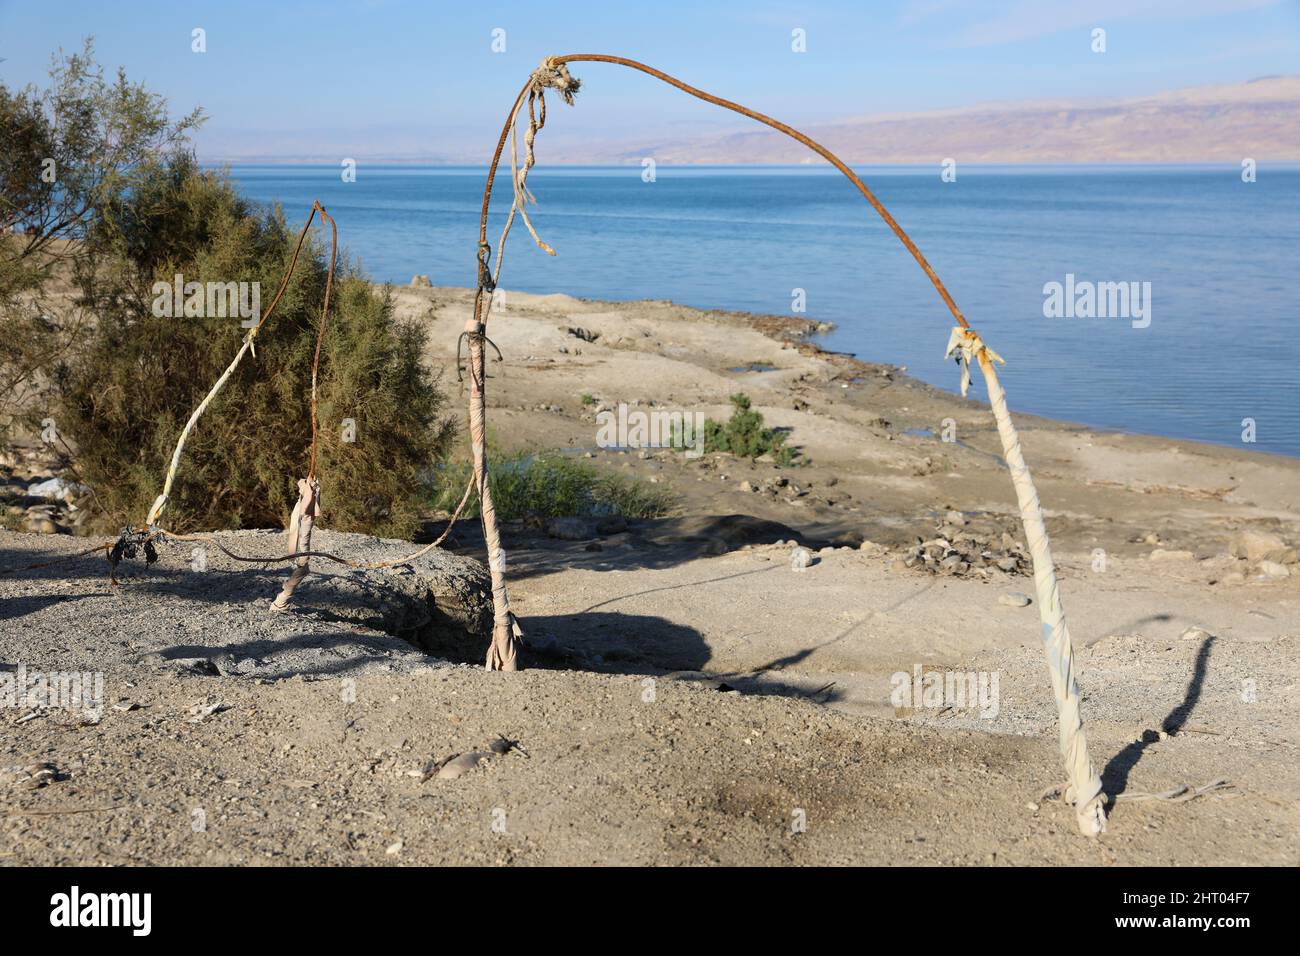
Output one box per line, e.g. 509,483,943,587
467,55,1107,836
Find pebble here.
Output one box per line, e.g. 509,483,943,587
23,514,59,535
594,515,627,535
1230,529,1296,565
998,592,1032,608
791,547,812,572
1258,560,1290,579
1150,548,1194,561
1181,626,1213,642
545,516,596,541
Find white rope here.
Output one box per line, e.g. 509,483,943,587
146,331,258,525
948,327,1107,836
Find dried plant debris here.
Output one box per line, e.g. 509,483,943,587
900,511,1032,579
108,526,158,579
422,734,528,781
1,763,62,790
187,699,232,722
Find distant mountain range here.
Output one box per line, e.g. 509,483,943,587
202,76,1300,165
537,76,1300,165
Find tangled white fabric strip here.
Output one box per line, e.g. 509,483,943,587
951,327,1106,836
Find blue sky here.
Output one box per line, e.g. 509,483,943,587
2,0,1298,160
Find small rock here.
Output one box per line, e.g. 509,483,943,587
545,516,596,541
23,514,59,535
738,480,753,493
386,840,404,856
1230,529,1296,565
1258,560,1290,579
1181,626,1213,642
998,592,1032,608
595,514,627,535
945,510,966,526
791,547,812,572
410,274,432,287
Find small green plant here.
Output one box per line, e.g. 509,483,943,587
700,393,796,465
433,453,672,521
580,393,596,406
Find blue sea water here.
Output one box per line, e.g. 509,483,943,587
224,164,1300,458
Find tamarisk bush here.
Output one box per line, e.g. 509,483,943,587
54,160,453,536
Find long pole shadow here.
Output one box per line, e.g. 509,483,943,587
1100,634,1215,808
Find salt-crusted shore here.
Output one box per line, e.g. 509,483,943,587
1,286,1297,865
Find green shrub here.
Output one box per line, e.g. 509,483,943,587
432,453,673,521
699,393,796,465
0,38,203,303
1,39,203,439
53,160,453,537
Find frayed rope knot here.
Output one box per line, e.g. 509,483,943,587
530,57,581,104
944,326,1004,398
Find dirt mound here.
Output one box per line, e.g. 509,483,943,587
0,528,493,679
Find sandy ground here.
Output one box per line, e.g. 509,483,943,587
2,286,1298,865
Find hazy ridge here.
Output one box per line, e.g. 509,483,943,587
203,76,1300,165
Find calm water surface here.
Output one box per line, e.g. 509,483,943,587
224,164,1300,458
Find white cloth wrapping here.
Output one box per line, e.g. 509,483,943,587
271,477,320,612
946,328,1107,835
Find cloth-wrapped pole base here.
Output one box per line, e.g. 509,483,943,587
465,320,523,672
946,328,1106,836
271,477,320,612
